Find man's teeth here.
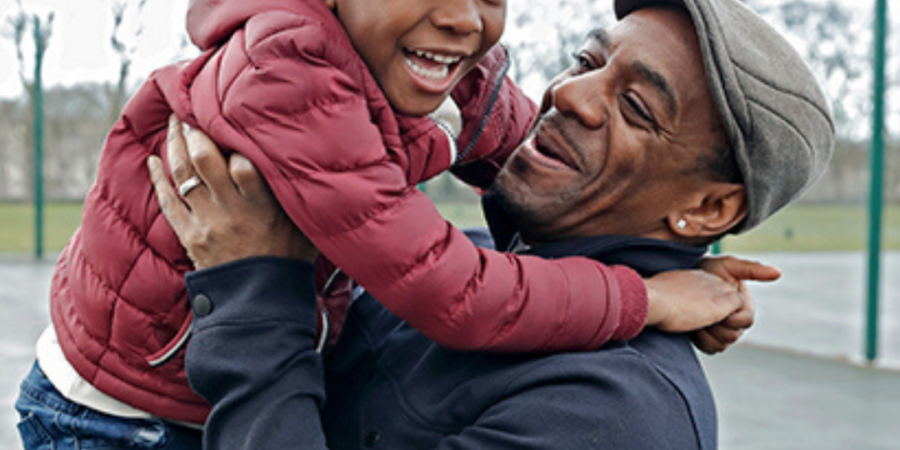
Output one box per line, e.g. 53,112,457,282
413,50,462,65
405,58,450,80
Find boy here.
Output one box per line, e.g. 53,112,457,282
17,0,755,447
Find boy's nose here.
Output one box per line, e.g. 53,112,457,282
546,76,609,130
431,0,483,35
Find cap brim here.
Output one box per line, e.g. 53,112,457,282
615,0,690,20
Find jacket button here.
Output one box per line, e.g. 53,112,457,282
363,430,381,448
192,294,213,317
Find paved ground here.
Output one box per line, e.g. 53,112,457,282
0,260,53,450
702,346,900,450
1,252,899,449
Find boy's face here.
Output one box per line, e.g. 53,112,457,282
329,0,506,116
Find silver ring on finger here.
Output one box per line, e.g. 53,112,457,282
178,176,203,198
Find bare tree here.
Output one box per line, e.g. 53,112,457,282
108,0,149,122
4,0,54,200
504,0,614,97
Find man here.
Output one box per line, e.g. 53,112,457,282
149,0,833,448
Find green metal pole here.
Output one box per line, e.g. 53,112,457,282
865,0,888,363
33,16,45,260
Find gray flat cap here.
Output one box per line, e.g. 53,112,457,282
616,0,835,233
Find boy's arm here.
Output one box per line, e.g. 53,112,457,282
192,18,723,352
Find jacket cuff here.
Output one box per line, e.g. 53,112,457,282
609,265,648,341
185,257,319,332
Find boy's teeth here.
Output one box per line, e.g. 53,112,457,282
412,49,462,65
405,58,450,80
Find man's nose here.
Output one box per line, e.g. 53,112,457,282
431,0,483,35
545,76,608,129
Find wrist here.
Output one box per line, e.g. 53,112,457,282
610,265,650,341
643,277,666,328
186,257,318,328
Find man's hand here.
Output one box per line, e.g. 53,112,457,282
146,115,318,269
644,256,780,353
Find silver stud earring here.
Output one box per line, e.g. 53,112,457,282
676,219,688,230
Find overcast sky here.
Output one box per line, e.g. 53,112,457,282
0,0,892,100
0,0,189,99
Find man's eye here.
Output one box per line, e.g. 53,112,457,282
571,52,592,70
622,94,656,126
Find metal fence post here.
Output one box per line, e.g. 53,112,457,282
32,16,45,260
865,0,888,363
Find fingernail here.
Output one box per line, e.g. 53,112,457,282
182,122,193,136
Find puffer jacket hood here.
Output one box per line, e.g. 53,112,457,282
187,0,321,50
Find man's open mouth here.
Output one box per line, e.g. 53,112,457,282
533,128,579,171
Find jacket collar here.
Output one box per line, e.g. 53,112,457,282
482,192,707,277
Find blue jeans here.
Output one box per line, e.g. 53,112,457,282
15,362,202,450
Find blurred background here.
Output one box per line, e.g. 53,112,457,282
0,0,898,448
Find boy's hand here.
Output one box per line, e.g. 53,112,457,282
644,270,744,333
643,256,780,351
698,255,782,286
691,283,755,354
691,256,780,354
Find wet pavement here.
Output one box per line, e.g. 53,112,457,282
703,346,900,450
0,259,52,450
1,252,899,449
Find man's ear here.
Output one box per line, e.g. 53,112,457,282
667,183,747,238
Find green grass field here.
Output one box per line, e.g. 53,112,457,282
0,202,84,254
1,201,898,255
721,204,900,252
435,201,900,253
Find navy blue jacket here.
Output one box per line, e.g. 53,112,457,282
185,232,715,450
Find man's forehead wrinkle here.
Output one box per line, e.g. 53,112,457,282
631,60,678,119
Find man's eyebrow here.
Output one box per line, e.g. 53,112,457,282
631,60,678,118
587,28,611,50
587,29,678,119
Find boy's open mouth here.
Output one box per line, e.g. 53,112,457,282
403,48,464,82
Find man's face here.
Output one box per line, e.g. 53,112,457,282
492,7,723,243
332,0,506,116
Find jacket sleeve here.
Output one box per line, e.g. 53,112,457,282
450,45,541,189
201,16,647,352
185,258,329,450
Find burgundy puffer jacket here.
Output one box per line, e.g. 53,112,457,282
50,0,647,424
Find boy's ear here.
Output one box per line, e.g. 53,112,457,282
324,0,337,10
666,183,747,239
